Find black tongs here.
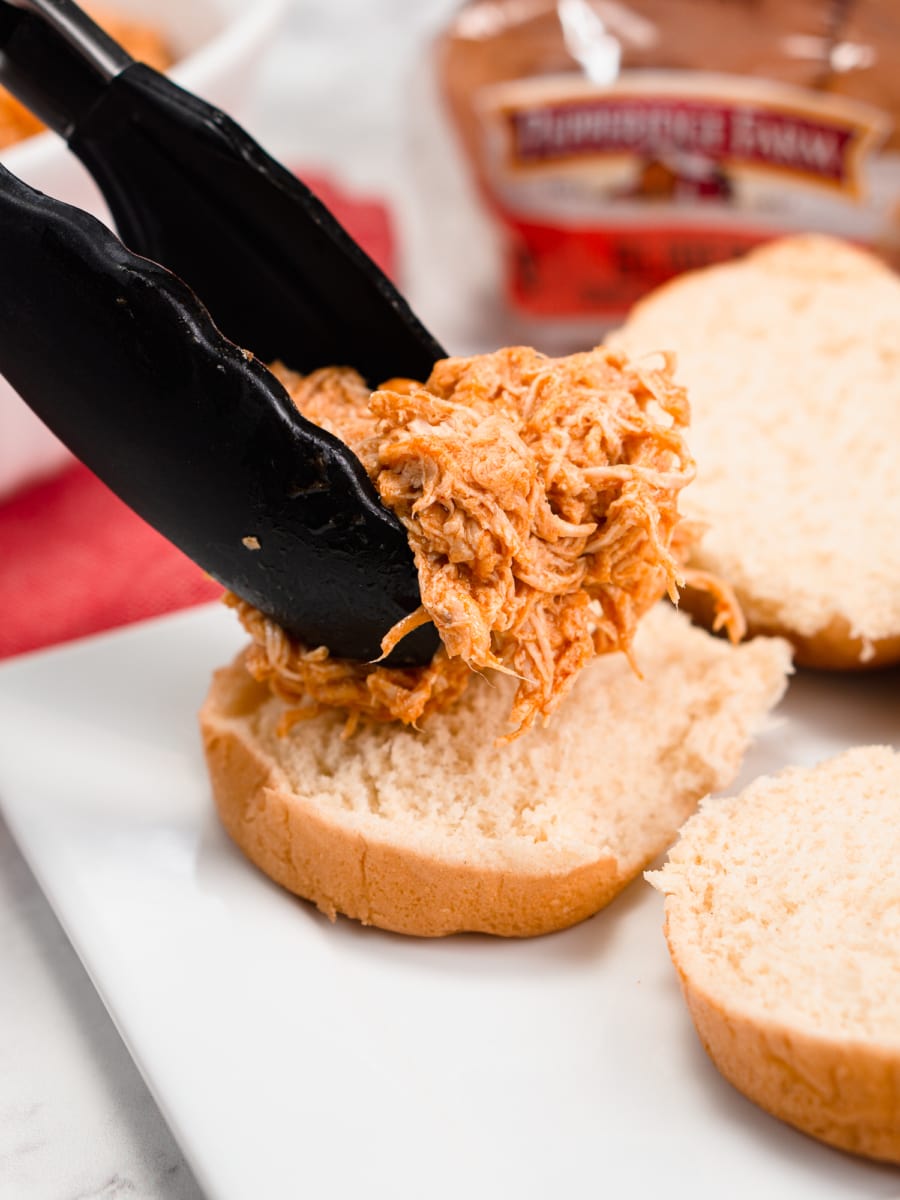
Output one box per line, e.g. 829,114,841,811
0,0,444,664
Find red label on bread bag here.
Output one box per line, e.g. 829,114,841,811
502,215,777,315
476,73,896,320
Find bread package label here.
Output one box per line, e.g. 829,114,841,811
439,0,900,331
475,71,895,317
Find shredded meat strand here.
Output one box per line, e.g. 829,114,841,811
228,593,471,736
233,347,739,740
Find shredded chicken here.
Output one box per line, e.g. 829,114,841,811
232,346,740,740
228,593,471,737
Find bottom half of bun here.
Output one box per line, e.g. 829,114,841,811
649,746,900,1163
200,606,791,937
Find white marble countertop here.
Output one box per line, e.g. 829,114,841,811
0,3,463,1197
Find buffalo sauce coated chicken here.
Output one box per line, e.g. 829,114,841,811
228,346,742,741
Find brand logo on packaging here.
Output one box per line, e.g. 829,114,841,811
505,92,885,195
475,73,897,319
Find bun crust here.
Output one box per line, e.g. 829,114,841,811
611,235,900,670
649,746,900,1162
204,681,621,938
201,606,790,937
677,971,900,1163
677,586,900,671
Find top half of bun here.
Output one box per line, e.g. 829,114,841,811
611,236,900,670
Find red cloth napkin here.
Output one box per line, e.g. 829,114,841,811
0,173,396,660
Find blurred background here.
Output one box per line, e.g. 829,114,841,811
3,0,898,504
3,0,899,501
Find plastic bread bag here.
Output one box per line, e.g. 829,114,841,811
421,0,900,348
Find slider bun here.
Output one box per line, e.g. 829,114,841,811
612,236,900,670
649,746,900,1163
201,606,790,937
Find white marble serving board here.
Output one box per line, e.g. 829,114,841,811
0,605,898,1200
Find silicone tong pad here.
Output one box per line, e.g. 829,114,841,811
71,62,444,386
0,167,438,665
0,6,443,382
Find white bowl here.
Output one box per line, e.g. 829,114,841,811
0,0,288,500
